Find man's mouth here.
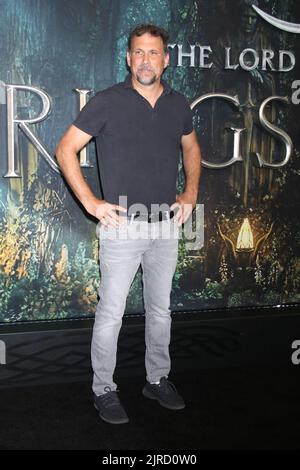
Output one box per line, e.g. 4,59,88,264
139,68,154,73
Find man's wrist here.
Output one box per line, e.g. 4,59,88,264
182,190,198,207
83,197,104,216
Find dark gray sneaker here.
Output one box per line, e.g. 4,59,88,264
142,377,185,410
94,387,129,424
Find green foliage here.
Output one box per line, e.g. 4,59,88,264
1,0,300,323
227,291,257,308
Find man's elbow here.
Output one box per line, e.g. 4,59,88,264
55,143,63,163
55,141,71,166
55,148,64,172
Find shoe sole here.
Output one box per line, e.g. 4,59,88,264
142,387,186,410
94,402,129,425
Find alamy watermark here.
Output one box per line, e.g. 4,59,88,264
291,80,300,105
0,340,6,365
291,340,300,365
95,197,204,252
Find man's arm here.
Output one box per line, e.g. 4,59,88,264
55,125,126,227
171,129,202,226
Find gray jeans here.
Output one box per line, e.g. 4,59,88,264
91,218,179,395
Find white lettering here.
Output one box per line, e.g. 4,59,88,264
3,84,59,178
261,49,276,71
176,44,196,67
239,48,259,71
0,340,6,365
291,340,300,365
279,50,295,72
199,46,213,68
256,96,293,168
225,47,239,70
74,89,93,168
291,80,300,105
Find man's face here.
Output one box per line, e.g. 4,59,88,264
242,7,257,34
127,33,169,86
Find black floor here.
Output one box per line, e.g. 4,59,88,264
1,366,300,450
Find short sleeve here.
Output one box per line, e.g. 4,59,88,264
73,91,106,137
182,96,194,135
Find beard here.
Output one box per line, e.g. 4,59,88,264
135,66,157,85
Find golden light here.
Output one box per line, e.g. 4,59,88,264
236,218,254,252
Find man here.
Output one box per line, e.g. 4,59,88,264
56,24,201,424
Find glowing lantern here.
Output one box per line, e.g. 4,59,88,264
236,218,254,252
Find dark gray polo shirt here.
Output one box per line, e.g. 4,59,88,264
73,74,193,212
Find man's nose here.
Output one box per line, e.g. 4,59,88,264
143,53,150,62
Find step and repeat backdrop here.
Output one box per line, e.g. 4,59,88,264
0,0,300,323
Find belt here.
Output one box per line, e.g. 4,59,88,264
122,210,175,223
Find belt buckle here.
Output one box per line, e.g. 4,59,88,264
149,210,170,223
130,210,172,224
148,212,159,223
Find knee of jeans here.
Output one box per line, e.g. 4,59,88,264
144,299,172,316
95,304,125,324
98,281,131,305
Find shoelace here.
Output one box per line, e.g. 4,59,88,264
99,387,120,407
159,377,178,395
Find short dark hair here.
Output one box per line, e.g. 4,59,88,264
127,24,169,51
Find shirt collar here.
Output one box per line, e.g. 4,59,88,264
124,73,172,95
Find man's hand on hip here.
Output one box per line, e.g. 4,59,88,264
88,199,127,228
170,192,196,227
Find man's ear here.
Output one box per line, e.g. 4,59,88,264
164,52,170,69
126,51,131,67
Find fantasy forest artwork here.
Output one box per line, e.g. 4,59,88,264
0,0,299,322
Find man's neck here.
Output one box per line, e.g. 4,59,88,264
131,76,164,107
